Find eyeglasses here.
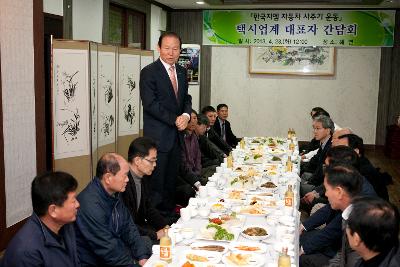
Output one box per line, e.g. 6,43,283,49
313,127,325,132
142,158,157,165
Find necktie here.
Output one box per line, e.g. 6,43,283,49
168,65,178,98
222,121,226,141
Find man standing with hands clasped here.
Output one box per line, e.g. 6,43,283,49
140,32,192,215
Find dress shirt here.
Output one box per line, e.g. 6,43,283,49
342,204,353,221
159,58,189,120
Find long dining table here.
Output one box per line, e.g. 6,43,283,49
145,136,301,267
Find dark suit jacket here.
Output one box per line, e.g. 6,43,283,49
206,127,232,155
302,204,342,256
121,172,169,241
213,118,239,147
198,135,225,167
140,59,192,152
308,137,332,186
303,180,376,256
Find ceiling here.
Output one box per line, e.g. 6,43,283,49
153,0,400,9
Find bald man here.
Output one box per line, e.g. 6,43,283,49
75,153,151,267
331,128,353,147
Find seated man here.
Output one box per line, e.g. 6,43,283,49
195,114,225,167
300,164,362,267
300,107,331,156
336,133,389,200
346,196,400,267
213,103,239,147
121,137,176,244
1,172,80,267
300,115,334,196
185,110,218,179
303,132,379,207
300,146,377,265
201,105,232,155
183,110,202,177
75,153,151,267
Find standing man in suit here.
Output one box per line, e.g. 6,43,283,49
140,32,192,214
213,103,239,148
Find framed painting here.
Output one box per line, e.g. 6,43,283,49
249,46,335,76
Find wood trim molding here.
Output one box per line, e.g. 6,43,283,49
0,33,6,249
34,0,47,173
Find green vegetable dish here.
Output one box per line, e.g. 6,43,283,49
206,223,234,241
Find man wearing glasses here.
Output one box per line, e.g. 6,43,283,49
121,137,175,244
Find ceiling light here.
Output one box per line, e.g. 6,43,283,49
196,1,205,4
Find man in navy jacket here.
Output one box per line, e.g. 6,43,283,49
1,172,80,267
75,153,151,267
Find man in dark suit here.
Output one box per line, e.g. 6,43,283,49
140,32,192,213
121,137,175,244
300,115,334,197
347,197,400,267
300,163,362,267
213,103,240,148
201,106,232,155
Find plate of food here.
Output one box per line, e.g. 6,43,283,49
241,226,269,240
224,189,246,202
210,202,228,212
190,241,228,254
180,261,225,267
259,181,278,190
235,203,269,216
265,169,279,178
269,148,286,156
229,175,255,190
222,252,265,267
264,164,278,171
182,249,222,264
229,241,267,254
208,212,245,228
245,198,276,209
270,156,282,162
197,223,237,242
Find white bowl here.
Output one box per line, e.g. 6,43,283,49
181,228,194,239
199,208,210,217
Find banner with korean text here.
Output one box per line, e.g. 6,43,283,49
203,10,395,47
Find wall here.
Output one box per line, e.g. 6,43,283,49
43,0,63,16
73,0,103,42
150,4,166,58
210,47,380,144
170,11,206,112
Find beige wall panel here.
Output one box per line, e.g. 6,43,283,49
54,156,91,193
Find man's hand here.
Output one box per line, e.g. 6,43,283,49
175,115,189,131
138,259,148,266
303,191,316,204
156,228,166,240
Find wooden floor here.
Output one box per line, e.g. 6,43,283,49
365,147,400,208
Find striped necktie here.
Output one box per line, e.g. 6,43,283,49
168,65,178,98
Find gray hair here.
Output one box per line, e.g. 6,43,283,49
313,115,335,135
